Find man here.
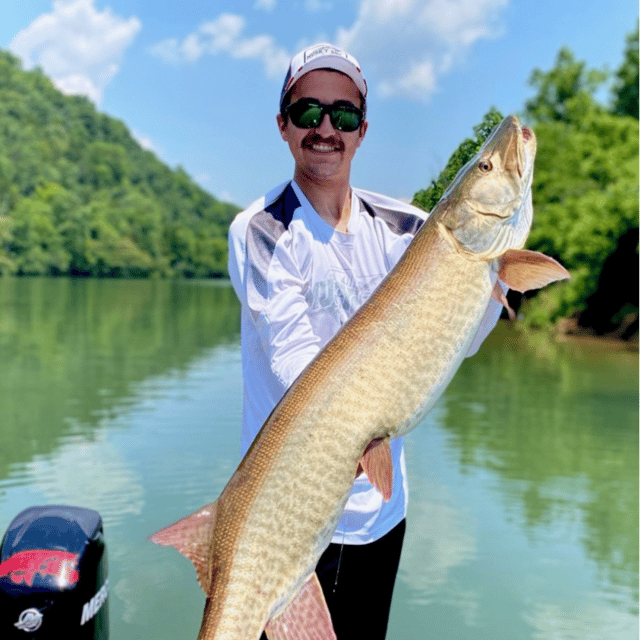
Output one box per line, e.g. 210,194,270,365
228,43,504,639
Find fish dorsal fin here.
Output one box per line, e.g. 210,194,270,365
148,502,217,593
499,249,570,293
264,573,336,640
359,438,393,502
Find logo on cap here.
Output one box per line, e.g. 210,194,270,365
304,44,346,63
15,608,43,633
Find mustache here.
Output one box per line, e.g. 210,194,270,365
301,133,344,151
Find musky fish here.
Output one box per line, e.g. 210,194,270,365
149,115,569,640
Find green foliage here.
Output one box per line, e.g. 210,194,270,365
612,20,639,119
412,25,638,337
412,107,504,212
524,47,608,123
521,39,639,335
0,49,239,278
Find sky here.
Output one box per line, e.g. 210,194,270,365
2,0,637,208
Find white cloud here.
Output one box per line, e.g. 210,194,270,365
150,0,509,102
378,59,438,99
218,190,236,204
253,0,330,12
132,129,159,154
305,0,334,10
149,13,290,79
8,0,141,105
337,0,509,101
195,172,212,185
254,0,277,11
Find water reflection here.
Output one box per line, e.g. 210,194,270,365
0,277,240,480
393,323,637,639
440,324,638,606
400,477,477,606
525,598,638,640
398,426,480,629
0,278,241,640
24,432,145,527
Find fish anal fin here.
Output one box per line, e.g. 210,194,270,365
499,249,570,293
147,501,217,593
359,438,393,502
265,573,336,640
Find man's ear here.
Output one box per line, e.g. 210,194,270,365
276,113,288,141
356,120,368,147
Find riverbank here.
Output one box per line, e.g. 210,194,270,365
555,314,639,350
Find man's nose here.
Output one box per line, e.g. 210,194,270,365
315,112,336,135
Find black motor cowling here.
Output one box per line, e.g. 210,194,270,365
0,505,108,638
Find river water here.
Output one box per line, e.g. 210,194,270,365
0,277,637,639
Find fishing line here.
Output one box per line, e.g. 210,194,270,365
333,511,348,594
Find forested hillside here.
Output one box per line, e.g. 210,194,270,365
414,24,639,339
0,50,239,277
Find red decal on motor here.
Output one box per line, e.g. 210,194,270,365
0,550,79,587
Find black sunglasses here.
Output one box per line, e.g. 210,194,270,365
285,98,364,132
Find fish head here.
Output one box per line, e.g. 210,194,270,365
437,115,537,261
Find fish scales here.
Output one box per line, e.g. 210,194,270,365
202,231,491,639
210,230,493,639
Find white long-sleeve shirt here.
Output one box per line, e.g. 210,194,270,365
228,180,503,544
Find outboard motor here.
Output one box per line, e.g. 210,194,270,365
0,505,108,638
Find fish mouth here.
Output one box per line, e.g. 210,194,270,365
508,121,525,180
476,209,514,219
499,117,535,183
517,126,535,179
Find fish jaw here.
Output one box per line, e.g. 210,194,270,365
438,115,537,261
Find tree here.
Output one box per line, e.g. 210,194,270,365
612,21,639,119
412,107,504,212
525,47,607,124
521,39,638,336
9,194,71,274
0,48,240,278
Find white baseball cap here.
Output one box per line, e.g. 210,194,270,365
280,43,367,109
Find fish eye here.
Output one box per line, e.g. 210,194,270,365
478,159,493,172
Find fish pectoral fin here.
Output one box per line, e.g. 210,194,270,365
147,501,217,593
359,437,393,502
498,249,570,293
264,573,336,640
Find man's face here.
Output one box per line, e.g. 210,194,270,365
277,69,368,184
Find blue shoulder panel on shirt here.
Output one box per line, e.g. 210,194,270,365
245,183,301,307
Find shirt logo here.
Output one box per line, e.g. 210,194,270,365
308,273,381,317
